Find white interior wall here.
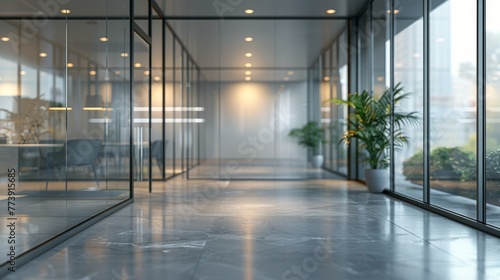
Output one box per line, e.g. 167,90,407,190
203,81,308,161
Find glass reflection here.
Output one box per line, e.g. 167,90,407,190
486,0,500,226
0,1,130,264
429,0,477,217
393,0,424,200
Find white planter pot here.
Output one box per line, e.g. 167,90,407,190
311,155,324,168
364,169,389,193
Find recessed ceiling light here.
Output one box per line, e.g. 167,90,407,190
284,77,290,81
245,71,251,75
245,9,254,14
245,53,253,58
288,71,294,75
120,52,129,57
89,70,97,76
67,62,74,68
134,63,142,68
376,76,384,82
39,52,48,57
387,9,400,14
245,37,253,42
245,76,251,81
154,76,161,81
144,71,150,76
245,63,252,67
99,37,108,42
60,9,71,14
20,71,27,76
1,37,10,42
323,76,330,81
326,9,336,14
114,71,121,75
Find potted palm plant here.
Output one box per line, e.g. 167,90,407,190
329,83,419,192
288,121,325,168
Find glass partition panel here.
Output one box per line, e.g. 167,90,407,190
152,18,163,180
0,0,131,264
174,40,183,174
181,50,188,173
321,50,332,170
394,0,424,200
429,0,477,218
133,33,150,182
188,69,220,179
165,28,175,178
330,42,339,172
486,0,500,226
337,30,349,175
357,10,371,180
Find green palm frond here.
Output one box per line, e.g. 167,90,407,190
326,83,421,169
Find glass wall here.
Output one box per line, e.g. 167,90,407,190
394,0,424,201
174,40,183,175
147,18,205,181
486,0,500,226
151,16,164,180
0,0,131,264
321,50,332,170
337,30,349,175
429,0,477,217
313,28,349,176
177,19,343,180
165,29,175,177
352,0,500,233
132,33,150,182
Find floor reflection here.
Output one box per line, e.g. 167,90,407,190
5,178,500,279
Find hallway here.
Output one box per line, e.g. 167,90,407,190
7,176,500,280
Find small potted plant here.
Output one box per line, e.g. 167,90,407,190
288,121,325,168
329,83,419,192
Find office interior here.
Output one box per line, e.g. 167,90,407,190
1,0,500,276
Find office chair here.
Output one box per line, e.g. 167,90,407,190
151,140,168,173
45,139,102,190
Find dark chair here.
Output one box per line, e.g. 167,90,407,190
151,140,168,173
45,139,102,190
38,139,66,169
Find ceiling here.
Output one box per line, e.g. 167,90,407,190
159,0,368,81
157,0,368,18
166,19,348,76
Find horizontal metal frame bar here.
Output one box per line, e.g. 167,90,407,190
385,191,500,238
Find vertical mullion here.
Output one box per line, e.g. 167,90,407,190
129,0,134,198
172,38,176,175
198,68,201,166
148,0,152,192
161,19,166,180
369,0,374,93
477,0,486,223
347,19,357,180
181,50,185,173
389,0,395,191
423,0,430,203
186,59,190,178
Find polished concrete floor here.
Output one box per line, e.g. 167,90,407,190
6,176,500,280
188,159,344,180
